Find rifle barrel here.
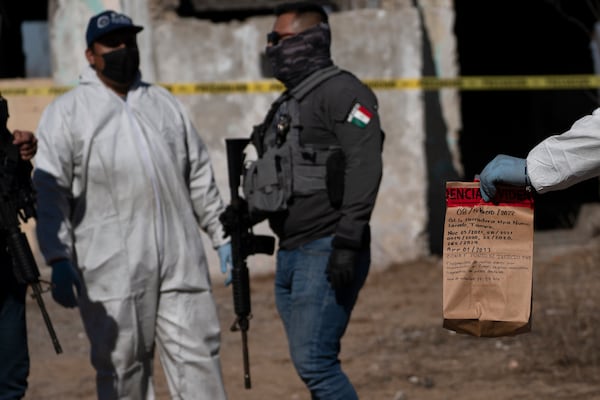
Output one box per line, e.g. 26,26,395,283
242,328,251,388
31,282,63,354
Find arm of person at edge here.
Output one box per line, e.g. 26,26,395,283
326,78,383,289
31,104,82,308
11,133,80,306
11,132,82,309
173,96,232,285
479,107,600,202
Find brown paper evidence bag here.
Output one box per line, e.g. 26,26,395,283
443,181,534,337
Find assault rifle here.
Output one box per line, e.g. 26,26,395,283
223,138,275,389
0,94,62,354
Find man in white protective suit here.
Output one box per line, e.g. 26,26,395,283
479,107,600,201
32,10,231,400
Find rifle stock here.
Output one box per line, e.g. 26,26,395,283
225,138,275,389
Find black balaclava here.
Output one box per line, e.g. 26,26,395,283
101,47,140,84
266,23,333,89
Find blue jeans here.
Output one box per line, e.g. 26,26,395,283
275,236,370,400
0,259,29,400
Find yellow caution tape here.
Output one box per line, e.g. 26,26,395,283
2,75,600,96
0,86,73,96
162,80,285,94
366,75,600,91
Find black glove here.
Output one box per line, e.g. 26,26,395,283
219,198,249,238
326,247,359,290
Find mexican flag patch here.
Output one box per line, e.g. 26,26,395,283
346,103,373,128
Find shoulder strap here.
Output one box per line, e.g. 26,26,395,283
290,65,342,101
251,66,343,155
264,91,289,123
263,65,342,123
250,89,291,156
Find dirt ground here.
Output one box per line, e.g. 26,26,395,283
22,229,600,400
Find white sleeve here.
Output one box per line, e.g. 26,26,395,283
32,101,75,263
527,107,600,194
177,99,228,248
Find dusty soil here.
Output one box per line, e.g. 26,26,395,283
23,230,600,400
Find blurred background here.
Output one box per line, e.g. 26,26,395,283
1,0,599,273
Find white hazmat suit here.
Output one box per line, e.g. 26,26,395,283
33,66,228,400
528,107,600,194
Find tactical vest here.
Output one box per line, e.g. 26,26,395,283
243,66,344,214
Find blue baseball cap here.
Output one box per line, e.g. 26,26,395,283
86,10,143,48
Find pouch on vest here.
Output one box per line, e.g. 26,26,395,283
243,142,293,213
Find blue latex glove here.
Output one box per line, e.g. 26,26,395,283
51,259,81,308
218,242,232,286
479,154,530,202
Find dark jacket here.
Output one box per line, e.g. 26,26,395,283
269,69,383,250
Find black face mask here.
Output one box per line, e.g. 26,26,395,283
101,47,140,84
265,23,333,89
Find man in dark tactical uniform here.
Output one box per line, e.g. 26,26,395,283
241,2,383,398
0,126,37,400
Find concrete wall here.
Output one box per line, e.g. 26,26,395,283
149,5,435,272
48,0,157,83
6,0,460,277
